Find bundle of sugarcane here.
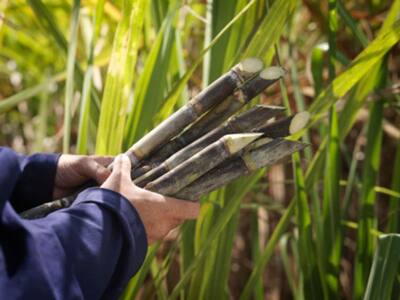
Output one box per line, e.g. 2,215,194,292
21,57,310,219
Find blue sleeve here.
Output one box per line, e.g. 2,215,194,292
0,187,148,299
0,147,148,298
2,147,61,212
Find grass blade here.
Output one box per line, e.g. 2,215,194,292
308,20,400,122
387,143,400,232
0,73,65,114
76,0,105,154
241,0,297,62
169,171,264,300
353,61,386,300
240,200,295,300
124,6,176,146
363,234,400,300
95,0,147,155
321,0,342,295
63,0,80,152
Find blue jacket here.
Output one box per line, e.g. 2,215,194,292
0,147,148,299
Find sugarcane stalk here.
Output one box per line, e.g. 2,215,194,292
123,57,264,167
133,105,285,187
21,138,305,219
138,66,286,169
144,133,262,196
174,139,307,201
255,111,310,138
20,198,74,219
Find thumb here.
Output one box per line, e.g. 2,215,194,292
112,154,132,181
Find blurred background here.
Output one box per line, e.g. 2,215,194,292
0,0,399,299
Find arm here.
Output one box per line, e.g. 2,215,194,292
5,147,60,212
0,187,147,299
1,146,111,212
1,152,199,298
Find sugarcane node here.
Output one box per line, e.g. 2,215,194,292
140,105,284,186
133,164,168,187
227,105,283,132
131,164,153,180
139,64,280,170
144,133,262,196
255,115,293,138
174,139,307,201
244,137,273,152
237,66,286,102
123,58,264,168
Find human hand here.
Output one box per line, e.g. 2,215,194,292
54,155,113,199
101,154,200,244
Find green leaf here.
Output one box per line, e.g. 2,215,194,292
63,0,80,153
76,0,106,155
308,20,400,122
241,0,297,62
387,144,400,232
95,0,147,155
0,73,65,114
169,171,264,300
240,200,295,300
354,61,386,300
363,234,400,300
124,6,176,146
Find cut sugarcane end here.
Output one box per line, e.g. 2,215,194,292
260,66,286,80
223,133,263,154
289,111,310,135
247,137,273,151
239,58,264,74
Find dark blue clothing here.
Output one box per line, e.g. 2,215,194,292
0,147,148,299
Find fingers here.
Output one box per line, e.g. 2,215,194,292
90,155,114,167
112,154,132,181
80,158,112,184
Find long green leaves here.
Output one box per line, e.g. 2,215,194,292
95,0,146,155
308,20,400,121
0,73,65,113
387,144,400,232
241,0,297,62
3,1,400,299
76,0,105,154
322,0,342,296
63,0,80,152
124,7,176,146
170,172,265,299
363,234,400,300
354,61,386,300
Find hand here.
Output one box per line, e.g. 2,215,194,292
101,154,200,244
54,155,113,199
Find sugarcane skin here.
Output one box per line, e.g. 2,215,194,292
125,61,258,166
255,115,294,138
167,105,284,168
174,139,307,201
144,133,261,195
145,139,229,195
136,67,284,169
134,132,263,188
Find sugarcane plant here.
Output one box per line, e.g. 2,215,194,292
20,57,310,219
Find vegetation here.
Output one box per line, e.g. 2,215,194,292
0,0,399,299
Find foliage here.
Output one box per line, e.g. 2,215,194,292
0,0,399,299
